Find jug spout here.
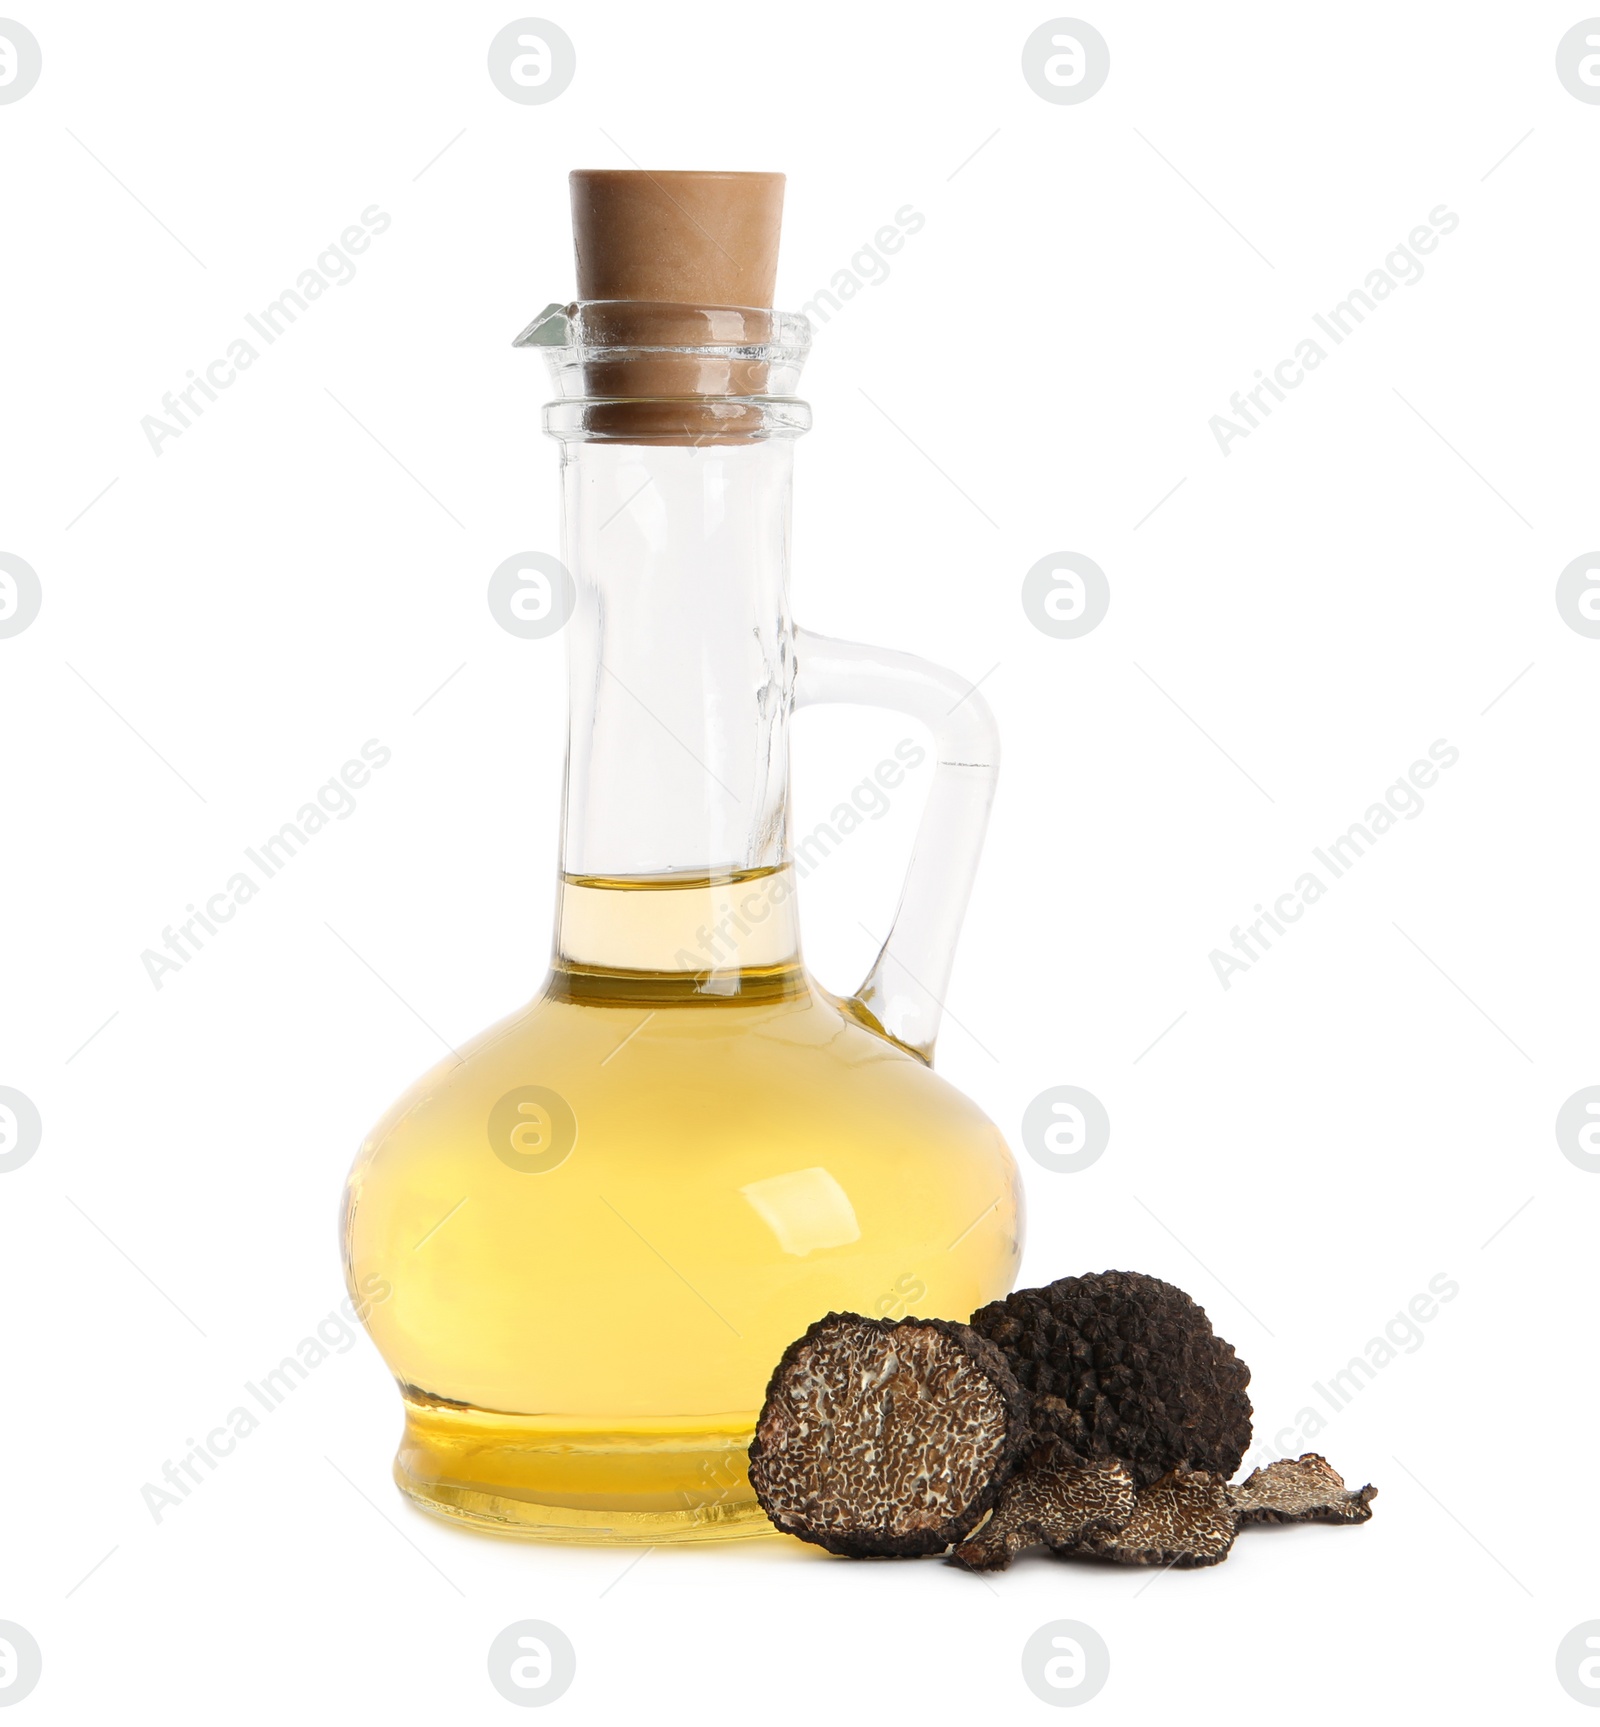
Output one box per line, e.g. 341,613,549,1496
511,301,573,347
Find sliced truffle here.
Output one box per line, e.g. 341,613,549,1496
749,1312,1028,1557
1077,1464,1237,1568
950,1455,1136,1573
1231,1453,1377,1525
970,1270,1252,1487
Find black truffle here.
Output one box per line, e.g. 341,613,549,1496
748,1313,1028,1557
951,1448,1382,1573
969,1270,1252,1487
1230,1453,1376,1525
1077,1463,1238,1568
951,1455,1136,1572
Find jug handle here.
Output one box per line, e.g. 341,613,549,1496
791,627,999,1065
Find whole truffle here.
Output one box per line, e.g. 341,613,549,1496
748,1313,1028,1557
969,1270,1252,1487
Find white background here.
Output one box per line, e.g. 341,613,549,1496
3,1,1597,1720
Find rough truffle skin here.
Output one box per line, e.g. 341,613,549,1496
748,1313,1029,1558
969,1270,1252,1488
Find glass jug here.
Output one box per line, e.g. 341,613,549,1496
340,295,1023,1542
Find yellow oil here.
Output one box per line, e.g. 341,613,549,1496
341,867,1022,1542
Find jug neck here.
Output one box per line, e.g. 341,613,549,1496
551,433,804,985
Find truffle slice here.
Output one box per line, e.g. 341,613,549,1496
749,1313,1028,1557
970,1271,1252,1487
1230,1454,1377,1525
950,1455,1136,1573
1077,1464,1237,1568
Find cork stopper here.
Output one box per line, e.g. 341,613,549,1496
567,170,786,444
571,170,784,307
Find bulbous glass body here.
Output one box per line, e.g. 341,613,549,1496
343,891,1020,1540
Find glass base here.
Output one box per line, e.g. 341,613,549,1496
393,1395,779,1545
